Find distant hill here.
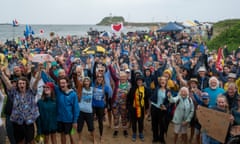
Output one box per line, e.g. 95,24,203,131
207,19,240,50
97,16,161,26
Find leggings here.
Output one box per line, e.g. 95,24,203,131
93,107,105,136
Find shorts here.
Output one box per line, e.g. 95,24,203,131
57,122,73,134
77,111,94,132
174,123,188,134
42,130,57,135
13,122,35,143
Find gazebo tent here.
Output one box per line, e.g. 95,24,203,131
157,22,184,32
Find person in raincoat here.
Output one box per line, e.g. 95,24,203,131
168,87,194,144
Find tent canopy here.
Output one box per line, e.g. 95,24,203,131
157,22,184,32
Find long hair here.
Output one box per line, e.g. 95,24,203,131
82,77,91,89
94,74,105,96
41,88,56,101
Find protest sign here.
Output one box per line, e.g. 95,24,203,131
196,106,230,143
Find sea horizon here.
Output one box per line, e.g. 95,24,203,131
0,24,150,42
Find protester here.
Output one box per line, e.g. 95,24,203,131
92,73,112,143
168,87,194,144
112,71,131,137
0,26,239,143
127,75,149,142
203,76,225,107
77,77,97,144
41,73,80,144
150,76,170,144
202,95,234,144
0,71,40,144
36,82,57,144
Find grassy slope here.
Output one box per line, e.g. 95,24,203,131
207,19,240,50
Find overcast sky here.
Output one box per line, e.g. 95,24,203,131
0,0,239,24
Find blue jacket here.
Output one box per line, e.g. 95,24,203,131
41,71,80,123
150,86,170,107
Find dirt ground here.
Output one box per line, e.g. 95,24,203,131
5,117,193,144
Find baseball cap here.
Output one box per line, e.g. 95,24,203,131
201,92,210,99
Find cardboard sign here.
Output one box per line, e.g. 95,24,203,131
196,106,230,143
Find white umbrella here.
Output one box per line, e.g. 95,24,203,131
30,54,55,63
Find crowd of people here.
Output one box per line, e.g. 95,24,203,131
0,27,240,144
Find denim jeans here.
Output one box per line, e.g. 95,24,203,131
202,131,221,144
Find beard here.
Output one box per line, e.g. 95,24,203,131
210,85,217,90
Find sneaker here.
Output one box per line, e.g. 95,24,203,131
139,133,144,141
132,133,136,142
123,130,128,137
113,131,118,137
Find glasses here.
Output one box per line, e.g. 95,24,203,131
98,70,104,72
97,76,103,78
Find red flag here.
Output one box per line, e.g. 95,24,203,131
216,48,223,72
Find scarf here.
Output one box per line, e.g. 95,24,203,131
133,86,145,118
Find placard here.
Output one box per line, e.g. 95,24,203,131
196,106,230,143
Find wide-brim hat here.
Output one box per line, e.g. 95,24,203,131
188,78,198,85
228,73,237,79
198,66,207,72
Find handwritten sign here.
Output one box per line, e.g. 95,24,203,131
196,106,230,143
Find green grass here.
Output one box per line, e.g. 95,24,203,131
207,19,240,51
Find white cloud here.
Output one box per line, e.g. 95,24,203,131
0,0,239,24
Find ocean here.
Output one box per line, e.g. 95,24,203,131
0,24,150,42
